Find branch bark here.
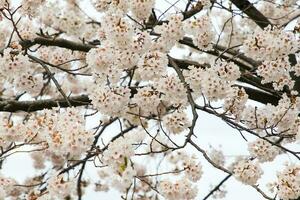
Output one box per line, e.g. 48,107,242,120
229,0,271,29
19,37,94,52
238,85,280,105
0,95,90,112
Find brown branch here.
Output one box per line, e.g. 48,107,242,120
19,37,94,52
239,85,280,105
203,174,232,200
145,1,204,28
229,0,272,29
168,56,198,144
213,44,260,68
182,1,204,20
77,160,86,200
0,95,91,112
29,54,72,106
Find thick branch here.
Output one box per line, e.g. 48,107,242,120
179,37,255,71
0,95,90,112
182,1,204,20
239,85,280,105
229,0,271,29
19,37,94,52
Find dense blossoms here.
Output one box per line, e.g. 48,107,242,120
46,174,77,199
37,108,94,160
159,178,198,200
184,15,214,50
163,110,191,134
0,0,299,200
130,86,162,116
155,74,188,106
275,164,300,200
183,61,241,101
232,159,263,185
136,50,168,80
248,138,281,162
257,57,294,90
87,85,131,116
242,25,299,61
130,0,155,21
101,135,137,191
268,164,300,200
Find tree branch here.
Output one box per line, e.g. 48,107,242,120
203,174,232,200
240,85,280,105
19,37,94,52
0,95,90,112
229,0,271,29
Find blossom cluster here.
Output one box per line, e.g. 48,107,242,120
98,129,148,192
136,50,168,80
0,0,299,199
232,159,263,185
0,107,94,169
46,173,76,199
154,14,184,51
162,110,191,134
223,87,248,120
167,151,203,182
208,147,226,167
242,26,299,61
36,108,94,162
0,175,22,199
88,85,131,117
258,1,300,25
241,94,300,140
242,25,300,90
268,164,300,200
184,61,241,101
257,56,294,90
184,15,214,50
248,138,281,162
159,178,198,200
276,164,300,200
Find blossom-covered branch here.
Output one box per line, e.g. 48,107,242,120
0,0,299,200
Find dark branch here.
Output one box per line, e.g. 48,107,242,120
19,37,94,52
203,174,232,200
239,85,280,105
145,1,204,28
0,95,91,112
229,0,271,29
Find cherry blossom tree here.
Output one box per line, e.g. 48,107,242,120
0,0,299,199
